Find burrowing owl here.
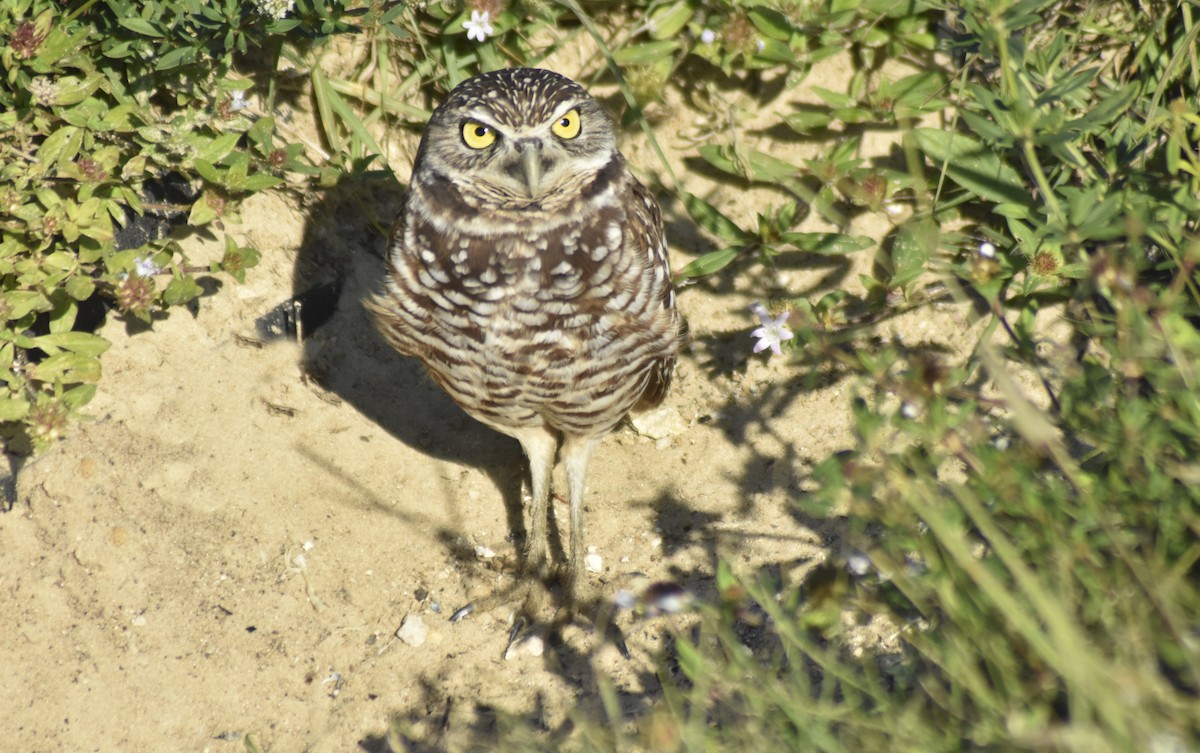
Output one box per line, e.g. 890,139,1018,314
367,68,683,604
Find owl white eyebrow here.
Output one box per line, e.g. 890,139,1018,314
549,101,583,119
462,111,504,129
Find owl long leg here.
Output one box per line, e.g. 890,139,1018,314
561,434,599,600
512,425,558,578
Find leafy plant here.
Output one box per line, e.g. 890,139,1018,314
0,0,351,449
376,1,1200,751
6,0,1199,748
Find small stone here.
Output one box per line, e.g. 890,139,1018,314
503,633,544,660
474,545,496,559
614,590,637,610
629,405,687,440
584,548,603,573
847,552,872,576
396,614,428,647
642,581,692,615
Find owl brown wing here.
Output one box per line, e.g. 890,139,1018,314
629,177,685,411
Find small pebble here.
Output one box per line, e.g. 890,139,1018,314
504,633,544,660
642,581,692,615
614,590,637,610
323,671,344,698
396,614,428,647
847,552,872,576
474,545,496,559
630,405,687,440
584,548,603,573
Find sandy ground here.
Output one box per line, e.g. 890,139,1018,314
0,49,981,752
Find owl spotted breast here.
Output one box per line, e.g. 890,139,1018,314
367,68,683,604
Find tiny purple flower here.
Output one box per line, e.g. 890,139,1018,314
700,28,716,44
134,257,161,277
750,302,794,356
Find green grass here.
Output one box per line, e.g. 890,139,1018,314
3,1,1198,750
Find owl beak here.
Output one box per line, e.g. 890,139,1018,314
519,142,542,199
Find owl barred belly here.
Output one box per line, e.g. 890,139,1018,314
367,68,683,602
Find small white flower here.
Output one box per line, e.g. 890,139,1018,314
254,0,293,20
900,401,919,419
134,257,161,277
750,302,794,357
29,76,56,106
700,28,716,44
978,241,996,258
756,39,766,52
229,89,251,112
463,10,494,42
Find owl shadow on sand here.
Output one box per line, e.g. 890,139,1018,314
263,171,532,567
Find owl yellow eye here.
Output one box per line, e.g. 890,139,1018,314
461,121,496,149
551,108,581,140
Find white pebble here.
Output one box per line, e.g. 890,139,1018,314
474,545,496,559
504,634,544,660
630,405,687,440
396,614,428,647
585,548,603,573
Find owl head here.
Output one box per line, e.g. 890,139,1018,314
413,68,618,207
